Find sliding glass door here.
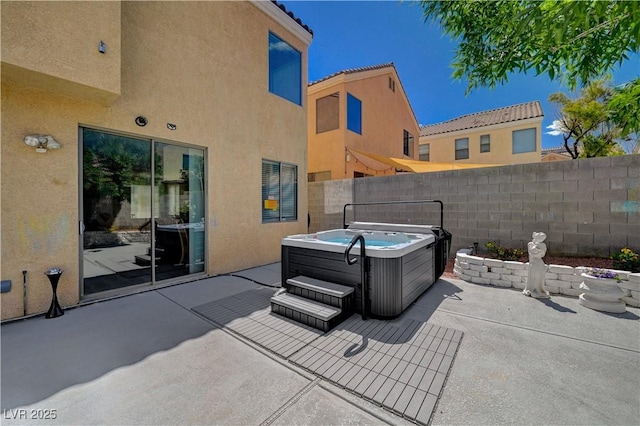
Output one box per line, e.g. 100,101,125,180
154,142,205,277
81,128,205,295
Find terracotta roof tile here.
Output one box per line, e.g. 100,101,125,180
272,0,313,35
309,62,395,86
419,101,544,137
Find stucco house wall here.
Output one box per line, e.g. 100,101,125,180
421,119,543,165
419,102,544,166
308,65,419,180
1,1,311,320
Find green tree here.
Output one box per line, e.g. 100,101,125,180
419,0,640,92
547,78,628,158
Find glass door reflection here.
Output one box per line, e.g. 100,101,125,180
82,129,152,294
154,143,205,278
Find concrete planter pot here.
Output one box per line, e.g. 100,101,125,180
578,273,627,313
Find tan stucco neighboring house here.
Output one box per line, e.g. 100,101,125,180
419,101,544,165
307,63,420,181
1,1,312,320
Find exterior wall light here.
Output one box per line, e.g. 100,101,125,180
23,134,62,153
99,40,106,54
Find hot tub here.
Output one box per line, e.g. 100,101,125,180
281,221,447,318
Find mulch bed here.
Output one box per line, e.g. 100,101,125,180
443,254,615,279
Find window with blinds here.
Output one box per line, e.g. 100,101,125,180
262,160,297,223
480,134,491,153
455,137,469,160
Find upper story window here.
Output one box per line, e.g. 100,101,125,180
403,130,414,157
347,93,362,134
316,92,340,133
480,134,491,153
389,77,396,92
512,128,537,154
455,138,469,160
419,143,430,161
268,32,301,105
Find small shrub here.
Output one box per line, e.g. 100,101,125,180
485,241,524,261
611,247,640,272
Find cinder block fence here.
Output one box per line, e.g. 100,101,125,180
308,155,640,257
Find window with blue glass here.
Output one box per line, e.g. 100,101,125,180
268,32,302,105
347,93,362,134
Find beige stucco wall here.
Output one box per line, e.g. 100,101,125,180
308,68,419,180
420,119,543,165
1,0,121,104
1,1,309,320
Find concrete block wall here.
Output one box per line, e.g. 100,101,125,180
454,252,640,308
308,155,640,257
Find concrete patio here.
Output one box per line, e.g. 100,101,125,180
2,262,639,425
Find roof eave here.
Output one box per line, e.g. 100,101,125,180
251,0,313,45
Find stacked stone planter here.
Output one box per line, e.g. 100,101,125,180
454,252,640,308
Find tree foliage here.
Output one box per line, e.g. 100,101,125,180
420,0,640,92
547,78,630,158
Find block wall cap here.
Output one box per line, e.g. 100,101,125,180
458,253,485,265
548,265,575,274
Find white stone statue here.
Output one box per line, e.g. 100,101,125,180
523,232,550,299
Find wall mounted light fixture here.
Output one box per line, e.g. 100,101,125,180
23,135,62,153
99,40,106,54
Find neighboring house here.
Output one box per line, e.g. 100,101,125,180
542,146,573,162
307,63,420,181
419,101,544,165
1,1,312,320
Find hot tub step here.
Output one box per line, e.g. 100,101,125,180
286,275,354,311
271,293,344,332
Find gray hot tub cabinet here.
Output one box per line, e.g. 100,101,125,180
281,243,435,319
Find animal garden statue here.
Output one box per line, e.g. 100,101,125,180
523,232,550,299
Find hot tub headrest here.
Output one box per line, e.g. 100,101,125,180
347,222,437,235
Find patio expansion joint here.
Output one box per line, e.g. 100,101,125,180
259,378,321,426
438,308,640,353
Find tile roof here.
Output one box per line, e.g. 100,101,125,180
272,0,313,35
419,101,543,137
542,146,572,156
308,62,395,86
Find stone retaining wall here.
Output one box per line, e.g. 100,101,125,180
454,252,640,308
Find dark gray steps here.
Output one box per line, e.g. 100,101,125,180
285,275,354,311
271,275,354,332
271,293,341,332
134,255,152,266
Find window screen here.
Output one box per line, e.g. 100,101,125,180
316,93,340,133
512,128,537,153
419,144,430,161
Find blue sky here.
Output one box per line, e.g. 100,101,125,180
284,0,640,149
